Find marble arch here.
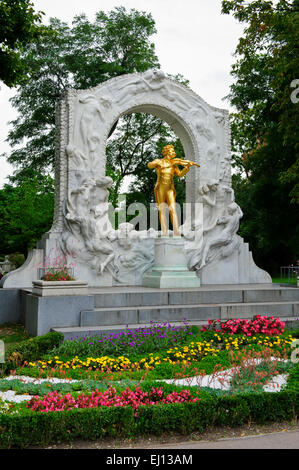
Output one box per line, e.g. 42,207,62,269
1,70,271,288
51,69,231,234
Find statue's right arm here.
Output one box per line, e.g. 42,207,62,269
148,159,160,169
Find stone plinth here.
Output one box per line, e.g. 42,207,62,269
142,237,200,288
32,280,88,296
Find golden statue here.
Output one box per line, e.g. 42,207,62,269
148,144,200,236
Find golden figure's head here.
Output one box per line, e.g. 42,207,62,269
162,144,176,159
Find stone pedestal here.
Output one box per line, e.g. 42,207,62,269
142,237,200,288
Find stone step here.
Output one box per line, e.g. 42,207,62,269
52,315,299,340
80,300,299,327
93,286,299,308
52,321,205,340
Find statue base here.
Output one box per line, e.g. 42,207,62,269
142,237,200,289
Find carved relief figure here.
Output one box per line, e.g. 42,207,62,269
189,103,221,181
63,177,116,275
213,110,225,125
89,176,113,221
80,207,115,274
65,179,92,224
66,144,88,169
215,184,234,215
142,70,190,111
199,202,243,269
218,155,231,183
117,74,151,105
113,223,154,282
190,104,214,141
78,95,103,164
97,94,113,108
198,181,218,232
62,176,154,281
117,70,189,110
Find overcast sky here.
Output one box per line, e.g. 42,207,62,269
0,0,244,187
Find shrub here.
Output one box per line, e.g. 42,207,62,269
8,253,25,269
0,398,11,415
0,406,134,448
3,331,64,373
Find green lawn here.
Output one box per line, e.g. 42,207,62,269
272,277,297,285
0,323,30,351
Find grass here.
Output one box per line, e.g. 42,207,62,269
0,323,30,351
272,276,297,285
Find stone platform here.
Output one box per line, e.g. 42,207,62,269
5,283,296,337
1,283,298,337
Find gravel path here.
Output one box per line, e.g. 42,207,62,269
0,367,289,403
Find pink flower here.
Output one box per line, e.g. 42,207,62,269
26,386,201,414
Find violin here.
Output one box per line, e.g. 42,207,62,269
172,158,200,168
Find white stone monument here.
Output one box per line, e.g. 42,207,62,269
1,70,272,288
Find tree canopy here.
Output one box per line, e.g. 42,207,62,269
1,7,185,253
0,173,54,256
2,7,159,180
222,0,299,272
0,0,44,87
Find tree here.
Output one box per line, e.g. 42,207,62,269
222,0,299,273
3,7,159,179
2,7,189,252
0,0,44,87
0,173,54,256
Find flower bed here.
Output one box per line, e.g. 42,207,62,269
24,332,294,374
38,253,75,281
201,315,285,336
51,321,194,357
0,317,298,448
26,386,200,414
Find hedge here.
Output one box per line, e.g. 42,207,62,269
0,391,297,448
0,406,134,448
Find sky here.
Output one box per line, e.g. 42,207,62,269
0,0,245,188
